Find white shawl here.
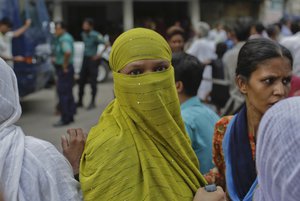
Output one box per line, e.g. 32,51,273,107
0,59,81,201
254,97,300,201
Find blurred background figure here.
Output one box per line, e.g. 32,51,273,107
52,22,76,127
0,17,31,67
280,20,300,76
166,25,185,53
221,20,251,115
77,18,107,110
209,22,227,44
280,17,292,37
266,23,281,41
187,22,216,103
249,21,267,39
209,42,230,114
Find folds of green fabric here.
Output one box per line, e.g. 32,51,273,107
80,28,207,201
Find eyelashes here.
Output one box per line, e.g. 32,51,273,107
128,66,168,75
262,76,292,85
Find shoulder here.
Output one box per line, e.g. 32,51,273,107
6,31,14,39
182,104,219,128
213,116,234,147
66,33,74,41
61,33,73,42
23,137,81,200
91,30,100,37
212,116,233,171
214,116,233,136
25,136,58,152
24,136,71,168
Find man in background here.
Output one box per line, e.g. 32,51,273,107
53,22,76,127
0,17,31,67
77,18,107,110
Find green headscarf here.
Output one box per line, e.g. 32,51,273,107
80,28,207,201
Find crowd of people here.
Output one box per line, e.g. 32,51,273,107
1,15,300,201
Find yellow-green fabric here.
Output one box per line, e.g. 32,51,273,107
109,28,171,72
80,28,207,201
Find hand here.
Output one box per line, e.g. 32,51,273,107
51,57,56,64
63,64,69,73
13,56,24,62
91,55,101,61
25,19,32,27
193,186,226,201
61,128,86,175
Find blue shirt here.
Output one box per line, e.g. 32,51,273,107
180,96,219,174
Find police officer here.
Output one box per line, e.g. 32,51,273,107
53,22,76,127
77,18,106,110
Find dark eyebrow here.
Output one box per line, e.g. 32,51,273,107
129,60,169,68
155,61,169,66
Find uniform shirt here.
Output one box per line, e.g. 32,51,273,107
180,96,219,174
54,32,74,65
82,30,104,57
0,31,14,67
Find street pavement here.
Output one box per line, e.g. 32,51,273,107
17,76,114,152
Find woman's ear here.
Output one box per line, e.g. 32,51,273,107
235,75,248,95
175,81,184,93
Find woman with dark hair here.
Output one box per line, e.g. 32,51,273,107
207,38,293,201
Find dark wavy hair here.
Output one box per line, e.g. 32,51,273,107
236,38,293,79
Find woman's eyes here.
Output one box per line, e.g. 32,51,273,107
154,66,168,72
282,77,291,85
128,66,168,75
129,69,143,75
262,77,291,85
262,78,274,85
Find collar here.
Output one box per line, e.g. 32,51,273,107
181,96,201,110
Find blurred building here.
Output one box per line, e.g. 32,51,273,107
46,0,295,40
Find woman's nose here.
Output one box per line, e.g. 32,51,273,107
273,82,286,97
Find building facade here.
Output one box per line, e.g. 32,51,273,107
47,0,295,40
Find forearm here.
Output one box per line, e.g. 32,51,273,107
63,52,71,68
0,55,13,61
13,24,30,38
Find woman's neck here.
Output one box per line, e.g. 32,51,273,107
246,102,263,141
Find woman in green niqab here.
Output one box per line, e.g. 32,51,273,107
80,28,207,201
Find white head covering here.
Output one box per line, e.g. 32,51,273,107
255,97,300,201
0,59,81,201
0,59,21,129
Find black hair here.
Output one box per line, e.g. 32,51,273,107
236,38,293,78
172,52,205,97
166,26,185,41
0,17,12,28
233,20,251,41
290,21,300,34
216,42,227,59
83,18,94,27
55,21,67,30
254,22,265,34
266,24,278,38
